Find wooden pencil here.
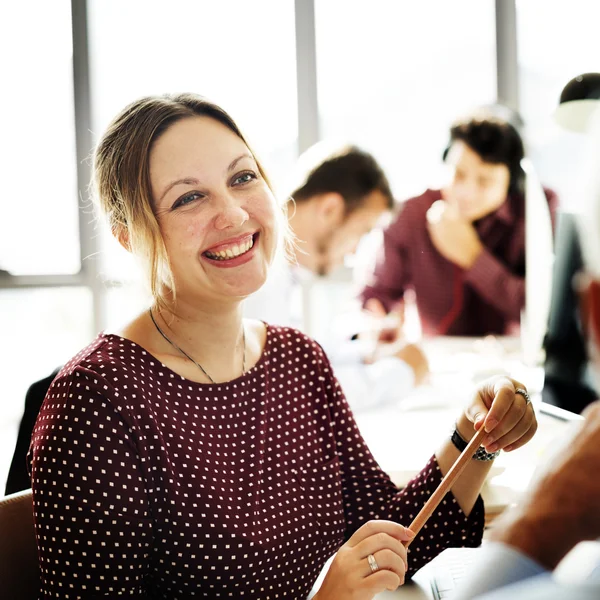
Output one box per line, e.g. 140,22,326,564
404,427,488,547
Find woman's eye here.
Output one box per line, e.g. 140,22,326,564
232,171,257,186
173,192,202,209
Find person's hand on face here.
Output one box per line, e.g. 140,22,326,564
426,200,484,270
314,520,414,600
490,400,600,570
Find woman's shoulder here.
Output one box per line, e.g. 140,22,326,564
265,323,332,367
50,332,147,393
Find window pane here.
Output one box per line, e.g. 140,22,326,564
104,284,151,334
517,0,600,208
87,0,298,281
0,288,93,488
315,0,497,200
0,1,80,275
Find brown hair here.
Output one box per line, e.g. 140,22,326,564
92,93,282,309
290,144,394,212
443,114,526,195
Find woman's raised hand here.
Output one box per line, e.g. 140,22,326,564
460,376,537,453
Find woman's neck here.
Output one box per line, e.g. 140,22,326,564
147,296,248,384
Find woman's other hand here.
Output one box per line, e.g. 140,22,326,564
458,376,537,453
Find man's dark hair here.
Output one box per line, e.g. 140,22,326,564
291,145,394,212
443,115,526,195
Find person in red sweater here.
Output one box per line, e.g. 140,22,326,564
28,94,537,599
361,112,558,337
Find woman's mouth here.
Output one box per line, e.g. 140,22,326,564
204,235,254,261
202,232,259,267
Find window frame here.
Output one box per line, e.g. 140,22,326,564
0,0,517,336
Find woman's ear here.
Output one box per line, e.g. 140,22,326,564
113,224,131,252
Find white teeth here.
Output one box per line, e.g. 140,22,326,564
205,236,255,260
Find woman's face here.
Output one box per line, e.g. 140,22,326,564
149,115,279,306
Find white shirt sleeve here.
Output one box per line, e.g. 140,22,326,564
452,542,547,600
330,355,415,411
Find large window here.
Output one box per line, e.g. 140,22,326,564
0,1,80,275
315,0,497,201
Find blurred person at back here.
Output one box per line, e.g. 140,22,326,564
361,109,558,337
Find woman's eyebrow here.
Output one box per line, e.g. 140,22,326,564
159,177,200,203
227,152,254,172
159,153,255,202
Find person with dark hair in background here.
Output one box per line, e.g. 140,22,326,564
361,110,558,338
286,142,395,277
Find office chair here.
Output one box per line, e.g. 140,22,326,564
0,489,39,599
5,367,60,495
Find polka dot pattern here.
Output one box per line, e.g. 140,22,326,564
28,325,484,598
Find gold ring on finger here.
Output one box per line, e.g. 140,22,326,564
367,553,379,574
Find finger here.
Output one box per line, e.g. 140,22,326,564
354,532,408,572
363,569,402,593
501,418,538,452
508,377,526,391
483,407,534,451
483,378,519,433
481,393,530,448
362,549,406,584
365,298,387,317
465,388,489,431
347,520,415,547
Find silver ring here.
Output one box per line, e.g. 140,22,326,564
515,387,531,405
367,553,379,574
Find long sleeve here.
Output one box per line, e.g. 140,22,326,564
28,367,154,599
332,357,415,410
463,248,525,321
453,542,548,599
360,207,412,313
316,346,484,577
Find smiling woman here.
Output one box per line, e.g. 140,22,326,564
27,93,537,600
94,95,284,314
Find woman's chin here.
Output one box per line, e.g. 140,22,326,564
236,276,269,299
220,271,269,300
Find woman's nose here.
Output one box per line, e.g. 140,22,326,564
214,196,250,230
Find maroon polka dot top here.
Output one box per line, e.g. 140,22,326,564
29,325,484,599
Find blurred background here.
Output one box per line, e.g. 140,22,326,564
1,0,599,488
